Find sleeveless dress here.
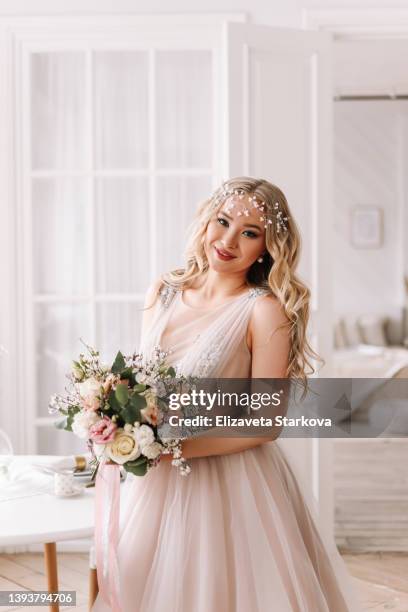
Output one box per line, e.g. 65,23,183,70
92,286,360,612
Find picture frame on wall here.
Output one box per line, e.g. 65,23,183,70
350,205,383,249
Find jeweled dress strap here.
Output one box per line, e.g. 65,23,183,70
158,284,179,309
139,284,179,359
248,286,269,299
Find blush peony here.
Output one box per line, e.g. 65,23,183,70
89,416,117,444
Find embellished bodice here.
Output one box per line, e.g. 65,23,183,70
139,284,270,378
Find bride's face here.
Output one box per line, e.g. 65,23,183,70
204,196,266,274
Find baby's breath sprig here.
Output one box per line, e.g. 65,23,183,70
161,438,191,476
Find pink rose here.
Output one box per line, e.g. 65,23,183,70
89,416,118,444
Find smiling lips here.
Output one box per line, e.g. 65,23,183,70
214,246,237,261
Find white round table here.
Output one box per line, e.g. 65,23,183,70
0,461,98,612
0,487,95,546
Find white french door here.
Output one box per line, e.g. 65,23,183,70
225,23,334,533
0,16,233,456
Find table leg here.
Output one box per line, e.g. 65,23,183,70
43,542,59,612
88,568,98,610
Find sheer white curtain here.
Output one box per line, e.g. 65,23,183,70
28,47,213,454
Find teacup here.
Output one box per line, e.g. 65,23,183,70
54,471,81,497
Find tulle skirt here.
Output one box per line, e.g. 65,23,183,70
91,441,359,612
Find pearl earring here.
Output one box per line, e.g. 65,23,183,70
257,256,263,263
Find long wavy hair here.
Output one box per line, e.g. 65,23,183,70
159,177,323,384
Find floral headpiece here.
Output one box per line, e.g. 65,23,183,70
211,185,289,233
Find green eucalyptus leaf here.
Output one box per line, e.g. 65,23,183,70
115,384,129,406
133,383,146,393
108,388,122,412
130,393,146,410
120,367,133,380
121,392,146,424
126,456,146,467
124,459,148,477
111,351,126,374
121,403,140,425
66,405,81,432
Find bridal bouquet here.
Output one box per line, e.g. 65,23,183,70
49,342,191,477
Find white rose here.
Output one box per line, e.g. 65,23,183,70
78,377,102,400
135,424,155,450
72,410,99,439
105,429,141,465
142,442,163,460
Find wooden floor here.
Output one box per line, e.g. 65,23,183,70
0,553,89,611
0,551,408,610
334,440,408,552
342,552,408,611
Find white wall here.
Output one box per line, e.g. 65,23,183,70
1,0,408,26
0,0,299,25
333,100,408,321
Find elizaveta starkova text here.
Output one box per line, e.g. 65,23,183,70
167,415,333,427
167,389,285,411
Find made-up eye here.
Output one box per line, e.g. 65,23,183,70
217,217,229,227
242,230,258,239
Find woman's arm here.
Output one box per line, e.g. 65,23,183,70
163,295,291,461
141,278,163,338
161,435,278,461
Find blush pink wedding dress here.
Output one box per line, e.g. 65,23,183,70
92,285,360,612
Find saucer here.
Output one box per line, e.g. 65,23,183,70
55,486,84,498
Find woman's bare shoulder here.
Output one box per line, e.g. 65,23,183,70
249,292,290,336
144,278,165,308
248,292,291,376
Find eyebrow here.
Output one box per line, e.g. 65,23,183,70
219,211,263,231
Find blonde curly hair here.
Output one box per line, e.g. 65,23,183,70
160,176,323,385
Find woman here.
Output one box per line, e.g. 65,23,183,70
92,177,359,611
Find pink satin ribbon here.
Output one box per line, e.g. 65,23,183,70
95,461,122,612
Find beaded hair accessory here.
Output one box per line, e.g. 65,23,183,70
211,185,289,233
